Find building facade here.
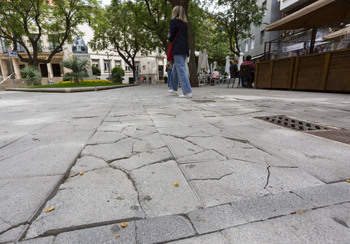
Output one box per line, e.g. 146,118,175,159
238,0,281,61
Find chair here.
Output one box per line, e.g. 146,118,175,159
227,73,241,88
240,65,253,88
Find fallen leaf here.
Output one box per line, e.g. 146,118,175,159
174,182,179,187
277,149,281,151
220,130,223,132
121,222,127,228
45,206,55,213
79,172,84,175
115,234,120,238
295,210,305,214
346,180,350,183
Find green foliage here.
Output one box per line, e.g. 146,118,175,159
204,0,265,56
60,56,89,85
63,73,71,81
111,66,125,83
20,65,42,86
89,0,154,79
0,0,98,66
91,65,101,76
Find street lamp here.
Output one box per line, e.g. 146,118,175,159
106,52,111,80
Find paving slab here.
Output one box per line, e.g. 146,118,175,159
97,122,127,132
222,205,350,243
19,236,55,244
0,224,28,243
111,147,173,171
168,232,230,244
266,166,325,194
292,182,350,207
54,222,136,244
232,192,315,222
81,138,135,162
188,160,270,207
0,175,61,234
187,204,247,234
132,133,167,153
26,168,144,239
68,156,108,177
131,160,202,217
122,125,158,138
135,215,196,244
162,135,203,159
87,131,127,144
177,150,227,164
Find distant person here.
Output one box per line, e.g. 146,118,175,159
210,69,220,86
240,55,255,87
149,76,152,84
229,59,240,78
167,5,192,98
166,62,172,88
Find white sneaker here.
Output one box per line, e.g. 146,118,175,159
179,93,192,98
168,89,178,95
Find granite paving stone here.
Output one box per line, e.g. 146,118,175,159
19,236,55,244
187,204,247,234
87,131,127,144
111,147,173,171
162,135,203,159
188,160,270,207
292,182,350,207
232,192,315,222
97,122,127,132
69,156,108,177
132,133,167,152
168,232,230,244
135,215,196,244
131,160,202,217
177,150,227,164
266,166,325,194
81,138,135,162
0,224,28,243
0,175,62,234
54,222,136,244
122,125,158,138
26,168,144,239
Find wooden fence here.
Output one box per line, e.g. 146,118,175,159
255,48,350,92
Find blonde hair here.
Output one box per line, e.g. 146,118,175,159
171,5,188,23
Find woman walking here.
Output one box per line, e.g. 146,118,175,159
167,5,192,98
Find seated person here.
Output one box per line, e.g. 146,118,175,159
240,55,255,87
210,69,220,85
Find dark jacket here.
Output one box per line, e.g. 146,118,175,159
168,18,189,56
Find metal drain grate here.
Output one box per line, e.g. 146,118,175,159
255,115,329,131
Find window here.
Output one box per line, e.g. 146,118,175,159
245,40,249,52
92,60,99,69
48,35,59,51
142,65,146,70
115,61,121,67
262,1,267,16
1,38,8,53
19,65,25,70
125,66,131,72
251,36,255,49
104,61,110,72
260,30,265,45
16,41,25,52
52,64,61,77
40,64,48,77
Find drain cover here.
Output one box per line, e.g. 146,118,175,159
255,115,329,131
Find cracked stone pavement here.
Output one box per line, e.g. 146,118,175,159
0,85,349,243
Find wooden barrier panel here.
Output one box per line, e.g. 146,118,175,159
271,57,294,89
326,49,350,91
255,48,350,93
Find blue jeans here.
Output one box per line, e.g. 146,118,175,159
166,70,172,89
171,55,192,94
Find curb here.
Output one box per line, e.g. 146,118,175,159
5,84,138,93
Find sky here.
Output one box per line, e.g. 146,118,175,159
100,0,111,6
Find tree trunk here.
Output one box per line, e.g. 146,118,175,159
187,21,198,87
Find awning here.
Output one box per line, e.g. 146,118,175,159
323,25,350,40
266,0,350,31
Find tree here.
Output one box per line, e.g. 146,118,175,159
0,0,98,67
111,66,125,83
90,0,154,80
212,0,265,56
60,56,89,85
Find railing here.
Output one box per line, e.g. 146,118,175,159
0,73,14,85
255,48,350,92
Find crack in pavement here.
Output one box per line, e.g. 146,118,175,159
264,166,271,189
189,171,236,182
